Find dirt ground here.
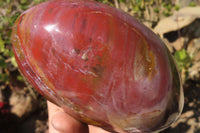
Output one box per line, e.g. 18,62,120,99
1,0,200,133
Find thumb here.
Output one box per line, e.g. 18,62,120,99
47,101,89,133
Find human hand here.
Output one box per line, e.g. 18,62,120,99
47,101,110,133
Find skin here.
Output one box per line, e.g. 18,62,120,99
47,101,110,133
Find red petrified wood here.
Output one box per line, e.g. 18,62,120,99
12,0,184,132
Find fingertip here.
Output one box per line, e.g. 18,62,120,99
51,111,89,133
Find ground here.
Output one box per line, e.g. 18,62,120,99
1,0,200,133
